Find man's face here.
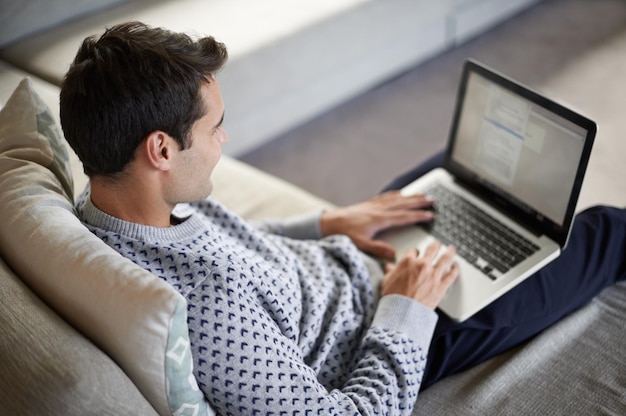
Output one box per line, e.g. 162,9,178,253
168,80,228,203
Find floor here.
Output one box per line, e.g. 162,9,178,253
240,0,626,210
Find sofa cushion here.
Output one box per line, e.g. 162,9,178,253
412,281,626,415
211,155,333,220
0,78,215,415
0,256,159,415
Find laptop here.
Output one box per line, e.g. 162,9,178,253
379,59,596,322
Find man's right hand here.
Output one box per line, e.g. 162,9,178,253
381,240,459,310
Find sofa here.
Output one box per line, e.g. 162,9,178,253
1,1,624,415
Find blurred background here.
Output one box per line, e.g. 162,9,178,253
2,0,624,210
239,0,626,209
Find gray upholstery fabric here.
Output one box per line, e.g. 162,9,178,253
0,0,127,48
0,257,159,416
413,281,626,415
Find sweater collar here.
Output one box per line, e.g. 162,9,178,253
79,193,210,242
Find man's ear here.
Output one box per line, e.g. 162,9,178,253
143,131,174,171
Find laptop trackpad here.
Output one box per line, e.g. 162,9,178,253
378,225,497,321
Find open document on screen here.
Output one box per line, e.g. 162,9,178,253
451,73,587,226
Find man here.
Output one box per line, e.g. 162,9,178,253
60,22,626,415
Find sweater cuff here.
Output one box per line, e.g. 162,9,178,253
372,295,438,341
279,210,324,240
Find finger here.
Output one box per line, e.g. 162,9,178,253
377,209,434,230
376,190,402,199
436,245,457,266
396,247,419,265
399,193,435,209
421,240,442,263
433,246,457,276
359,239,397,261
380,192,434,210
372,206,436,230
441,263,460,288
386,193,434,209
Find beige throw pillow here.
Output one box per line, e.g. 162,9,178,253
0,78,215,416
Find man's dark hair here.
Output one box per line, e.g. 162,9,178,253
60,21,228,177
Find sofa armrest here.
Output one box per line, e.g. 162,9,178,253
211,155,334,220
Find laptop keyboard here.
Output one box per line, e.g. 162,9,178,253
421,183,540,281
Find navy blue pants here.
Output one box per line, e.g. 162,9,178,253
382,151,626,389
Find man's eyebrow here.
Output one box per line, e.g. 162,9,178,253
214,112,225,129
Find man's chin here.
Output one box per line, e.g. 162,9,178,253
201,182,214,200
181,185,213,204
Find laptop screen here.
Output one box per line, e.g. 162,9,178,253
446,60,596,246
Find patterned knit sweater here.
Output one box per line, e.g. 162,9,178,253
77,190,438,415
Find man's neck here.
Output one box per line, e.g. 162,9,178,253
89,176,174,228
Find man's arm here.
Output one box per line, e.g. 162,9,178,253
255,191,435,260
191,271,441,416
254,210,325,240
255,191,459,309
320,191,459,327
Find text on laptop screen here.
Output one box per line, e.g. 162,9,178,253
450,71,588,226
